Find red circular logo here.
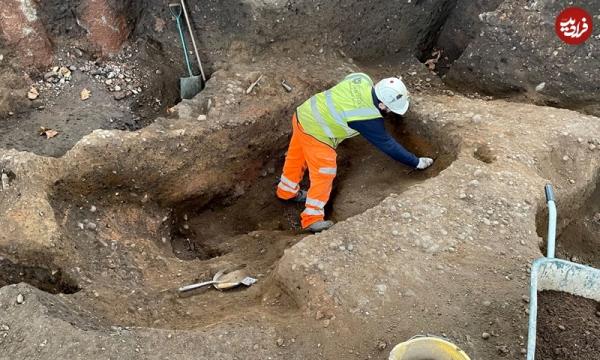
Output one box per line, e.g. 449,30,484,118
555,7,593,45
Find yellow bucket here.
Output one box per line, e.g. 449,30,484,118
388,336,471,360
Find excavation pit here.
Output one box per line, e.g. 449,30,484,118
42,110,456,330
537,176,600,268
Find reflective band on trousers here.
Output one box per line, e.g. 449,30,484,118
306,198,326,209
302,207,325,216
319,167,337,175
324,90,355,136
278,182,297,194
280,175,299,189
310,96,335,138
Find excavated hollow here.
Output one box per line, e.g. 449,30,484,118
41,112,456,329
537,175,600,267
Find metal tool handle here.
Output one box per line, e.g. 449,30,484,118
170,4,194,77
545,184,556,259
178,280,217,292
180,0,206,81
544,184,555,202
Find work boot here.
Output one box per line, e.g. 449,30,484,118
292,189,307,203
306,220,334,233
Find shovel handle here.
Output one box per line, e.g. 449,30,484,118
178,280,217,292
170,4,194,77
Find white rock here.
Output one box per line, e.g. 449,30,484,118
1,173,9,190
535,82,546,92
16,294,24,304
85,222,97,231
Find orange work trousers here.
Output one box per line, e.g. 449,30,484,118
276,114,337,229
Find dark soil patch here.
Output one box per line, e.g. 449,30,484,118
555,180,600,268
0,258,79,294
536,290,600,359
0,40,180,158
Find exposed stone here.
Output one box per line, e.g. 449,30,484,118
78,0,131,56
0,0,53,68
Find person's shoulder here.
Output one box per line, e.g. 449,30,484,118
344,73,373,84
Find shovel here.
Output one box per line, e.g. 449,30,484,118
169,3,202,99
178,269,257,293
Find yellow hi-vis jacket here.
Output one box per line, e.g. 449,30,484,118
296,73,382,148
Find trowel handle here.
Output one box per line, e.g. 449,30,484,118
545,184,555,202
178,280,217,292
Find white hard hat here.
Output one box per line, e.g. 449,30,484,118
374,77,410,115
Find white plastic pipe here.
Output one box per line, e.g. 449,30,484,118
544,184,556,258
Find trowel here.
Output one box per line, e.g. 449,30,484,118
178,269,257,293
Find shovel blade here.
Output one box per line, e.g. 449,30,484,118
180,76,202,100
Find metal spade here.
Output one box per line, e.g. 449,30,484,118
169,3,202,99
178,269,257,293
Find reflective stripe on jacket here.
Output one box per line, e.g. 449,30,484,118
296,73,381,148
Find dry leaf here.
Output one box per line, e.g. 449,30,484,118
27,87,39,100
80,88,91,101
45,129,59,138
167,106,177,114
38,127,59,139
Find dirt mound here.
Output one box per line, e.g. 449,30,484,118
445,0,600,116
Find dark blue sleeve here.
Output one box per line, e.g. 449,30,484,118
348,118,420,168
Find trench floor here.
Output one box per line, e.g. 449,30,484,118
36,121,454,330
